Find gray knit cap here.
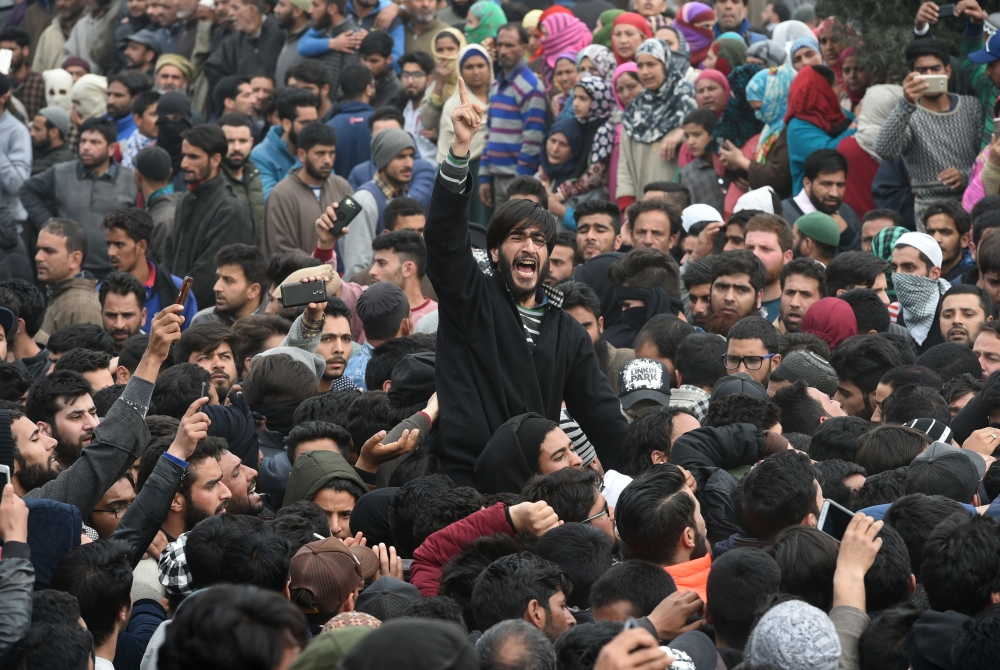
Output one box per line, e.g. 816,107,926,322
775,350,838,397
370,129,415,171
744,600,841,670
747,40,787,67
37,105,71,137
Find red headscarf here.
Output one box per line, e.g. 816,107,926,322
611,12,653,64
801,298,858,349
784,65,847,133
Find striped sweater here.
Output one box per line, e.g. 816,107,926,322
480,63,547,182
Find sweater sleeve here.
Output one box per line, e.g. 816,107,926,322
407,159,436,210
410,503,514,597
18,165,57,229
747,128,792,199
340,189,379,278
0,549,34,661
298,27,332,56
616,134,637,202
829,606,869,670
0,129,31,201
517,87,547,175
873,98,915,162
111,454,186,568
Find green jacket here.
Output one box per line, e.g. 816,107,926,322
221,159,265,246
962,23,998,148
282,451,367,508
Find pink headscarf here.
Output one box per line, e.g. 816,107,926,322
695,69,731,117
540,13,593,70
612,62,638,110
801,298,858,349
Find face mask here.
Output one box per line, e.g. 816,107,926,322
156,120,189,161
891,271,949,346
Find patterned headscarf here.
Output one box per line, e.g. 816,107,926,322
622,39,697,144
433,28,467,101
464,1,506,45
575,74,617,164
713,63,765,151
871,226,908,300
771,20,813,45
675,2,715,66
541,12,593,71
594,9,625,47
710,33,747,76
578,44,617,86
746,64,795,162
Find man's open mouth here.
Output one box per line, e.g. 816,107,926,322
515,259,537,278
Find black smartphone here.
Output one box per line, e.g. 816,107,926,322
817,499,855,542
201,381,208,399
937,3,956,17
280,279,328,308
331,195,364,237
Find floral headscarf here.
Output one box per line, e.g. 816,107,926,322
675,2,715,66
713,63,765,150
541,12,593,71
710,33,747,76
433,28,467,101
464,1,506,45
575,73,617,164
578,44,617,86
746,64,795,162
622,39,697,144
593,9,625,47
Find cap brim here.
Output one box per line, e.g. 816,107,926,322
0,308,14,339
619,389,671,411
349,546,380,580
968,49,1000,64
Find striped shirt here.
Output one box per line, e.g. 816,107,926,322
480,63,547,182
517,304,545,350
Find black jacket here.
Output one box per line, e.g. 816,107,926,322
203,16,285,95
163,173,254,310
112,454,186,568
424,174,628,486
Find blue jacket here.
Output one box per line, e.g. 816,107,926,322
348,156,436,209
299,0,404,71
114,599,167,670
250,125,297,200
143,261,198,330
17,498,81,587
329,101,375,178
786,117,855,194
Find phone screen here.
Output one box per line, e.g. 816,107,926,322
818,499,854,542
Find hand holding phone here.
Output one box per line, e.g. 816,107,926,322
937,3,956,17
280,278,328,308
817,498,856,542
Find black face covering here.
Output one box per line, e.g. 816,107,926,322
620,305,651,334
156,120,189,168
450,0,471,18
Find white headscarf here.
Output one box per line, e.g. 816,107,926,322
71,74,108,121
855,84,904,161
771,20,814,46
43,68,74,111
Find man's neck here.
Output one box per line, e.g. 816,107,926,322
232,296,262,320
503,63,520,78
941,254,960,278
161,515,185,542
11,475,28,497
131,258,151,284
95,635,119,665
284,135,297,157
762,281,780,302
141,180,170,199
289,14,309,34
319,377,334,392
519,294,538,309
13,332,41,361
298,166,324,187
194,170,219,188
919,93,952,113
403,280,424,310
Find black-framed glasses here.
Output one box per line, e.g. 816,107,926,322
92,502,132,519
583,501,609,524
722,353,776,371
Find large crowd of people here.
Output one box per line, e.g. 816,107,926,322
3,0,1000,668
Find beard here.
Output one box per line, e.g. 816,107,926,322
450,0,471,17
226,482,264,516
807,188,840,215
689,526,709,560
54,428,88,468
704,309,743,336
183,493,227,531
33,136,52,152
15,462,59,492
764,263,781,286
323,355,347,379
305,160,330,181
498,250,549,304
224,152,246,169
315,10,333,29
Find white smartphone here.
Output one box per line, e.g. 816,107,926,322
0,463,10,487
920,74,948,94
817,498,854,542
0,49,11,76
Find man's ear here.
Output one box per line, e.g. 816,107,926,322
171,491,185,514
771,352,781,368
524,598,546,630
613,234,622,251
675,370,683,387
756,289,763,309
37,421,52,438
597,316,604,334
115,365,131,384
650,450,668,464
140,307,148,325
382,379,392,393
297,147,307,164
401,259,416,279
248,282,261,300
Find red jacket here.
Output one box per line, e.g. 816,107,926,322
410,503,515,597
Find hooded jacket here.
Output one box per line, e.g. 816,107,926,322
474,413,555,494
282,451,368,508
39,275,103,342
221,160,264,244
263,168,352,257
250,125,297,201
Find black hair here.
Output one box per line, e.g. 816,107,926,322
772,2,791,20
439,533,522,630
31,589,82,626
99,270,146,308
186,514,266,589
363,335,434,398
589,560,677,616
273,500,331,543
215,243,268,287
557,280,602,318
942,372,984,406
471,552,572,632
768,526,838,612
824,252,890,296
813,459,867,510
476,619,557,668
266,254,323,293
737,450,819,541
150,363,211,419
674,332,728,390
24,369,93,426
293,389,359,427
858,603,922,670
923,199,972,236
682,107,719,132
705,394,780,432
231,315,292,362
838,288,890,333
881,384,950,425
777,332,831,361
217,112,253,130
79,117,117,145
505,175,550,209
398,50,435,74
384,196,425,231
616,464,697,563
830,335,912,414
50,540,133,646
574,199,621,233
388,452,441,487
340,63,374,98
403,596,467,630
53,348,112,375
101,207,154,244
862,208,905,227
919,342,984,383
14,624,94,670
213,75,251,111
132,89,160,117
287,59,331,90
267,513,325,556
412,486,483,547
905,37,950,70
118,334,161,376
607,247,681,297
0,362,32,402
176,322,240,368
222,526,292,593
803,148,848,182
158,585,308,670
47,322,115,355
772,380,826,435
487,194,559,257
295,121,338,153
497,21,530,44
779,255,826,293
359,30,393,57
728,315,779,353
367,106,405,132
521,468,601,523
275,87,319,122
710,249,767,292
921,513,1000,616
855,425,931,475
534,522,612,609
880,364,945,391
706,547,781,649
388,473,455,558
0,25,30,46
553,621,623,670
620,406,674,477
682,255,716,290
0,279,45,337
40,218,89,262
633,314,695,361
284,420,352,464
181,124,228,158
93,383,127,417
371,229,428,279
243,354,318,407
865,525,913,612
951,603,1000,669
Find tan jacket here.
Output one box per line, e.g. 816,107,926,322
616,132,680,201
41,276,102,335
32,17,71,73
262,169,353,257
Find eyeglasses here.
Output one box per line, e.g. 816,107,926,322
92,502,132,519
722,353,776,371
582,501,609,524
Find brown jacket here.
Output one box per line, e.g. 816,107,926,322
41,276,102,334
262,168,352,257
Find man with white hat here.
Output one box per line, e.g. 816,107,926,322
891,231,954,353
680,204,722,263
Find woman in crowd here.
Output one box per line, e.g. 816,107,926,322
771,19,813,45
715,63,765,216
703,33,746,76
746,40,787,68
540,74,616,227
740,62,795,199
694,69,730,117
611,12,652,65
674,1,715,68
609,62,641,203
523,9,543,59
547,52,580,119
539,11,593,84
463,1,506,60
818,18,853,84
616,38,697,209
421,29,467,121
839,47,871,114
838,84,903,217
577,44,617,87
785,65,855,192
593,9,624,48
790,34,824,71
